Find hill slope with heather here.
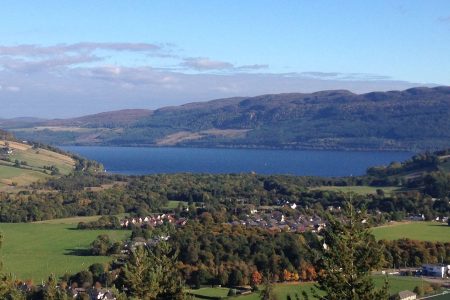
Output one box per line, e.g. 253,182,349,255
3,86,450,151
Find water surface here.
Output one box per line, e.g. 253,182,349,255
62,146,412,177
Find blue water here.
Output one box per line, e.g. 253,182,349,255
61,146,413,177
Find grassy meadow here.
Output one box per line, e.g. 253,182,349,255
372,222,450,242
190,276,425,299
0,218,130,282
0,140,75,190
310,185,400,195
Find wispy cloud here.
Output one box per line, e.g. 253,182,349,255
300,71,391,81
0,42,431,118
181,57,268,72
181,57,234,71
437,16,450,23
237,64,269,71
0,42,162,57
0,84,20,92
0,43,168,72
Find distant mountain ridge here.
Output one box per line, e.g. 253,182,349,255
2,86,450,151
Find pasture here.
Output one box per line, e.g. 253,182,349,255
190,276,425,299
0,140,75,190
0,220,130,282
164,200,188,209
310,185,399,195
372,222,450,242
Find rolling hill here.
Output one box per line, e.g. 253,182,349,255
0,136,76,191
2,86,450,151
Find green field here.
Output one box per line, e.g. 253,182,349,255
310,185,399,195
0,140,75,190
190,287,230,298
0,221,130,281
164,200,188,209
190,276,425,299
34,215,103,225
372,222,450,242
0,164,50,187
425,292,450,300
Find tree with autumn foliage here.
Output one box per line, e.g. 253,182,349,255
251,270,263,287
299,261,317,282
312,200,389,300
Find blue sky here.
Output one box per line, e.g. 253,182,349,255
0,0,449,117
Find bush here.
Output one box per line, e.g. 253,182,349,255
90,234,112,256
227,288,237,296
413,285,424,296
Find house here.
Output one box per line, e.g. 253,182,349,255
0,147,13,155
91,288,117,300
69,287,87,298
408,214,425,221
397,290,416,300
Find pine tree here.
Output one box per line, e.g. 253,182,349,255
120,246,161,299
312,201,389,300
119,241,186,300
0,274,26,300
43,274,68,300
153,241,185,299
260,274,277,300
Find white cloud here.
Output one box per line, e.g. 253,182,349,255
0,42,434,118
0,43,168,73
181,57,234,71
0,83,20,92
181,58,269,72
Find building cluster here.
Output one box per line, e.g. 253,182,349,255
119,213,187,228
407,214,448,223
0,146,13,156
70,287,116,300
230,209,326,233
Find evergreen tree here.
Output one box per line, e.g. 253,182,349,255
153,241,185,299
0,274,25,300
312,201,389,300
260,274,277,300
42,273,68,300
119,241,185,300
120,246,161,299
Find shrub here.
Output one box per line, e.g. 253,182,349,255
228,288,237,296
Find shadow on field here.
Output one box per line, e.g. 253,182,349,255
64,248,94,256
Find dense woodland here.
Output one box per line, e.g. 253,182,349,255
0,148,449,222
0,170,448,223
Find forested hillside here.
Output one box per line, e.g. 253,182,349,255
3,86,450,151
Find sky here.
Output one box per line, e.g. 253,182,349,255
0,0,449,118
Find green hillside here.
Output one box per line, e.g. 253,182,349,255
0,139,75,191
5,86,450,151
